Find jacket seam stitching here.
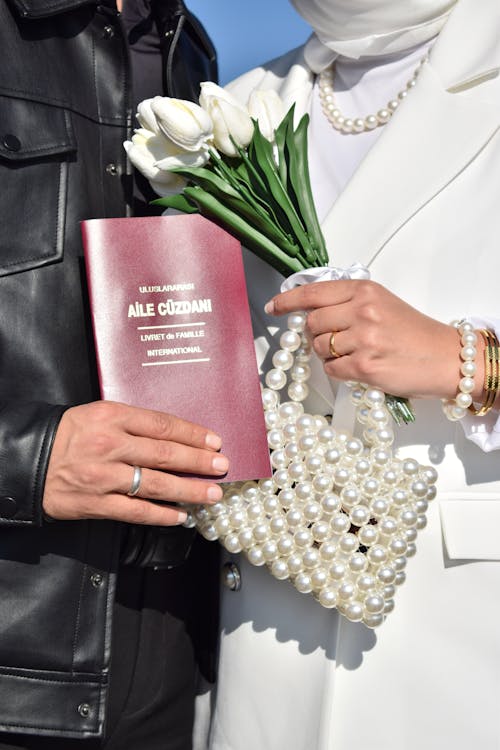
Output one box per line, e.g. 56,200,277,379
0,723,95,735
71,559,89,671
0,87,126,123
0,673,100,685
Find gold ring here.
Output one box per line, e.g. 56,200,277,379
329,332,341,359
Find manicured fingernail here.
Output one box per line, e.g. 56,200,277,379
207,485,223,502
264,299,275,314
176,511,188,525
212,455,229,473
205,433,222,450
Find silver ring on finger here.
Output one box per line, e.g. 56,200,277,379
127,465,142,497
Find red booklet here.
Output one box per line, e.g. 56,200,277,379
82,214,271,483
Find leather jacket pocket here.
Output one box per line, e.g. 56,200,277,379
0,96,76,277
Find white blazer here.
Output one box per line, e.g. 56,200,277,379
199,2,500,748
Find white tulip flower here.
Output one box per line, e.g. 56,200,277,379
124,128,203,197
199,82,254,157
150,96,213,152
136,98,161,135
248,90,285,141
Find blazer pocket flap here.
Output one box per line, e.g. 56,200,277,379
440,497,500,560
0,97,76,162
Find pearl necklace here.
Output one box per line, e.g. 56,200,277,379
318,55,428,134
187,312,436,628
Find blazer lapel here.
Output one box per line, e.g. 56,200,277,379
319,0,500,269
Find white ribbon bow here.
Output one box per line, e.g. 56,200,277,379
280,262,370,292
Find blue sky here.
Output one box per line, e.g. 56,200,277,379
188,1,311,84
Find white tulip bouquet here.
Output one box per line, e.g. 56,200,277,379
124,82,413,423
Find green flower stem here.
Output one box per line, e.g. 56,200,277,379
288,115,329,266
250,126,317,265
183,186,307,277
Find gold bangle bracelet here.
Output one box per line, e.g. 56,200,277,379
468,329,499,416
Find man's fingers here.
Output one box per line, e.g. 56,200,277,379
102,402,222,450
120,436,229,476
90,494,190,526
117,466,223,505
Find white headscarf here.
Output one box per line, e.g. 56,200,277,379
290,0,457,69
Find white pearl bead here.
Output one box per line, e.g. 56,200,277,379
461,360,476,377
356,574,376,592
288,381,309,402
279,330,301,351
302,548,320,569
270,516,286,535
287,312,306,332
279,401,303,421
271,559,289,580
349,505,370,527
365,114,378,129
363,613,384,628
246,546,265,566
339,533,359,554
357,525,378,546
345,602,364,622
262,540,279,561
330,513,351,535
377,108,391,124
377,566,396,585
349,553,368,573
294,572,313,593
223,534,242,553
364,594,385,614
318,587,338,608
329,561,346,581
272,349,294,370
277,535,294,556
311,568,328,590
320,541,338,561
294,529,313,548
265,368,287,390
367,545,387,565
261,388,279,410
321,493,342,514
338,582,356,601
287,554,303,575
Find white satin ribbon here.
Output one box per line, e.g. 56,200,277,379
280,262,370,292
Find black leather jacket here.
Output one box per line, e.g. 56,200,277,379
0,0,216,738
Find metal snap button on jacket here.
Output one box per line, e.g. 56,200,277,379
221,562,241,591
77,703,90,718
0,496,17,518
2,134,21,152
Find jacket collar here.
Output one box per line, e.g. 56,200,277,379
10,0,106,19
319,0,500,267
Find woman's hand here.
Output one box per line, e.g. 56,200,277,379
43,401,229,525
265,279,485,402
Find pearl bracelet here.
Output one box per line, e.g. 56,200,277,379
442,320,477,421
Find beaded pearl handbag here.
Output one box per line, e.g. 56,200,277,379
189,311,436,628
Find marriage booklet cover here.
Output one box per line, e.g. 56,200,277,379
82,214,271,483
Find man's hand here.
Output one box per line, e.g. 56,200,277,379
43,401,229,525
